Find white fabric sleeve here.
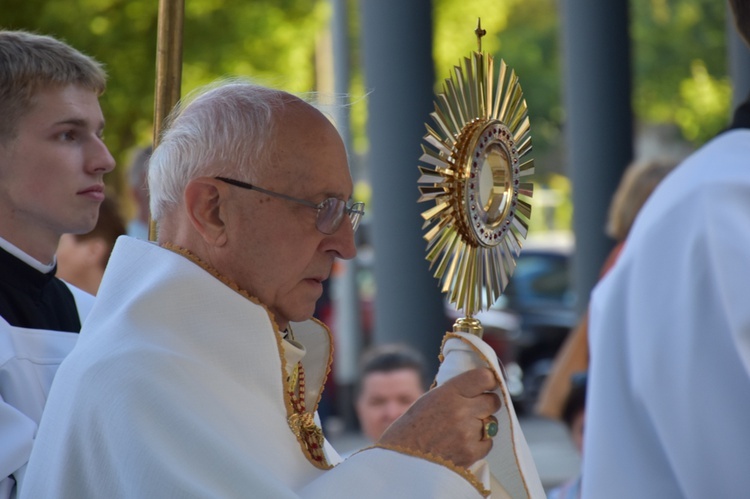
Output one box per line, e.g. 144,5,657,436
435,332,546,498
0,394,36,499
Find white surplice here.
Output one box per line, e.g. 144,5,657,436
582,129,750,498
0,286,92,499
21,237,501,498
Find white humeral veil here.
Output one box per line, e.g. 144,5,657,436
436,333,546,498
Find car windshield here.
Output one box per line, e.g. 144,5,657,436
497,251,574,311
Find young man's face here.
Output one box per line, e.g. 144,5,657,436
0,84,115,261
356,368,426,442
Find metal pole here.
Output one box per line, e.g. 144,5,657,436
330,0,362,431
149,0,185,241
360,0,447,375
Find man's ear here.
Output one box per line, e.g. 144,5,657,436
183,178,229,247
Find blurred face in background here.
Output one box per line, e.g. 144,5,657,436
355,368,426,442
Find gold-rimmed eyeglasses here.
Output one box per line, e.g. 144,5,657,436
216,176,365,235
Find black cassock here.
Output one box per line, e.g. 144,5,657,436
0,246,81,332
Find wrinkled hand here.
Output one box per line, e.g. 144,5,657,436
377,367,501,468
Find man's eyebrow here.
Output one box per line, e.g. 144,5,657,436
53,117,106,132
53,118,87,127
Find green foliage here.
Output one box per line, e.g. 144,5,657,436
674,60,732,143
432,0,513,81
631,0,731,144
433,0,733,156
528,174,574,233
485,0,562,159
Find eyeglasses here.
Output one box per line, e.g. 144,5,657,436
216,176,365,235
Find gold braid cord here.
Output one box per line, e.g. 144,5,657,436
286,362,330,468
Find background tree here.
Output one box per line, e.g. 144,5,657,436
632,0,730,144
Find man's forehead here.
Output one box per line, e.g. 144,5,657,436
276,99,332,131
23,85,103,126
365,368,423,384
263,108,351,195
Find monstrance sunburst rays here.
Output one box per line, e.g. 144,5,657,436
418,22,534,334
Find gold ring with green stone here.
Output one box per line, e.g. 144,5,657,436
482,415,499,440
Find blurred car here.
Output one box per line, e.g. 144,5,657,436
445,232,577,413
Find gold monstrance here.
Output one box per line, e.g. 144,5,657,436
418,20,534,337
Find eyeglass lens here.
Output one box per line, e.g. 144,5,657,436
317,199,344,234
348,203,363,232
316,198,363,235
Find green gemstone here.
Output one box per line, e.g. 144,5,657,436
486,421,499,438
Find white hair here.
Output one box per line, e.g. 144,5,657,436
148,80,296,221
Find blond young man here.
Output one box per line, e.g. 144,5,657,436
0,30,114,497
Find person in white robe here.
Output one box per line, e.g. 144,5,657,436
21,81,544,498
582,2,750,497
0,30,115,498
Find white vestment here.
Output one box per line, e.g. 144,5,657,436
0,286,92,499
582,129,750,498
21,237,545,498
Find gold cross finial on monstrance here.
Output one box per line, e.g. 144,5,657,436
475,18,487,52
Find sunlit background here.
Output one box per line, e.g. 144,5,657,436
2,0,735,225
5,0,746,487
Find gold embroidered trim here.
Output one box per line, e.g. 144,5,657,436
286,362,329,466
284,321,334,469
365,444,490,497
274,320,327,468
161,242,332,470
440,332,533,498
274,326,331,469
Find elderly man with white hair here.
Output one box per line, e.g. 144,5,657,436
19,81,536,498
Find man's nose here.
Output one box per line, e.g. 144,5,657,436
329,217,357,260
384,401,406,421
86,136,116,175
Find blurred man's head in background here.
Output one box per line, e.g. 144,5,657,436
355,344,429,442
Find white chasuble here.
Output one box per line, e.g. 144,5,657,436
21,237,491,498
